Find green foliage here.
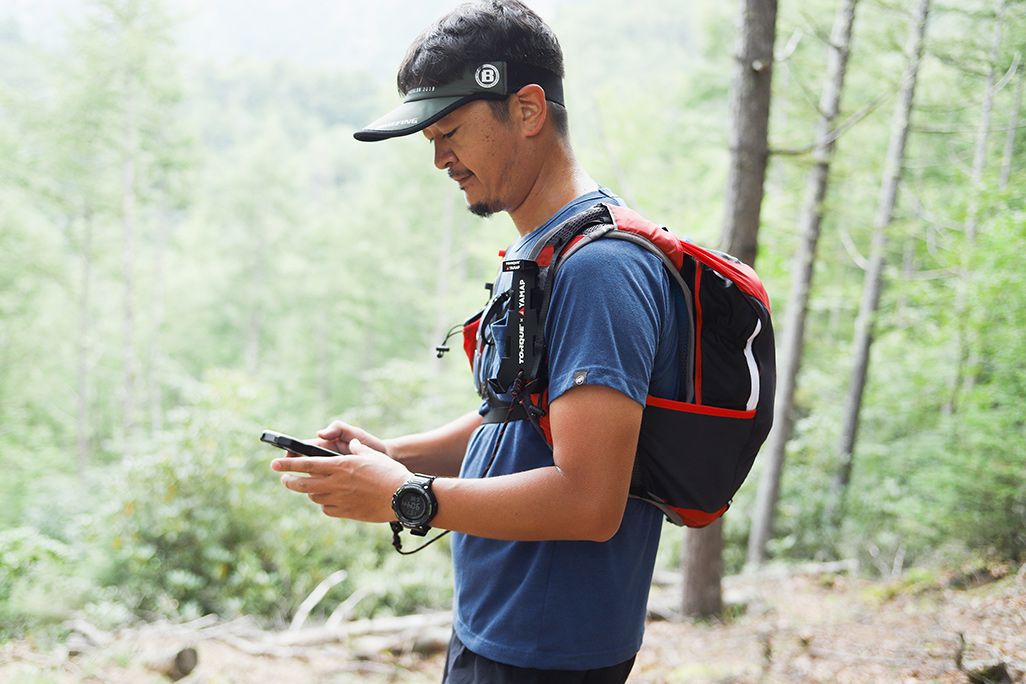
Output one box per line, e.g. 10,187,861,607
0,528,89,638
89,371,452,623
2,0,1025,638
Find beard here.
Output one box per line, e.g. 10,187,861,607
468,199,503,217
448,167,507,217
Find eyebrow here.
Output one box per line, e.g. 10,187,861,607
423,124,442,142
423,110,465,142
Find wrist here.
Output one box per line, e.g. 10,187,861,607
384,435,421,466
383,436,408,463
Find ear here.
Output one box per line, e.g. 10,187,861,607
511,84,548,138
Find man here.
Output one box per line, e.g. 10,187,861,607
272,1,684,681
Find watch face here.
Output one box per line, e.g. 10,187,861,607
398,490,428,522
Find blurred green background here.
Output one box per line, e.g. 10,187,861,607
0,0,1023,640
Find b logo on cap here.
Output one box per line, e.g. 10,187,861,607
475,64,501,89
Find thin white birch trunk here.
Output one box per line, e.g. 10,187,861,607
120,77,139,450
747,0,859,567
830,0,931,524
147,223,170,435
949,0,1006,413
999,67,1023,191
76,215,94,472
428,195,456,415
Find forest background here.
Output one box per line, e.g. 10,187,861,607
1,0,1024,643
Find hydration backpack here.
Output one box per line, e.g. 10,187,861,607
454,203,776,527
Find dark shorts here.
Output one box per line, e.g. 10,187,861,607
442,632,637,684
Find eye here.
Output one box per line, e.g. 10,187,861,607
442,127,459,140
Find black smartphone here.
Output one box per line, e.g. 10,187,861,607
260,430,341,458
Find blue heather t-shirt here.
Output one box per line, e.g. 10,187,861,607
452,189,685,670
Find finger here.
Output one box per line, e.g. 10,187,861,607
272,457,335,474
348,437,369,454
280,473,312,493
293,477,336,496
320,505,343,518
280,473,332,492
317,420,349,440
314,438,349,455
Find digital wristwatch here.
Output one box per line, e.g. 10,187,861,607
391,474,438,536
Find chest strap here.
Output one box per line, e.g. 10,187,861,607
480,403,531,425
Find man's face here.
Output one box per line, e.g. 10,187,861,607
422,99,521,217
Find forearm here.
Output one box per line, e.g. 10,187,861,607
431,464,629,542
429,386,641,542
385,410,481,477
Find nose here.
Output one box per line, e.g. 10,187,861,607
433,138,456,170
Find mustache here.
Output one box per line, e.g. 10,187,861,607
448,168,471,180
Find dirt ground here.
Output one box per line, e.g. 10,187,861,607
1,565,1023,683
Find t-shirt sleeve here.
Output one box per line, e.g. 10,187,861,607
545,239,671,406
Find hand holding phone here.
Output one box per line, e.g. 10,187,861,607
260,430,342,458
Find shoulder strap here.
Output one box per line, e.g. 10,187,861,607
476,204,616,409
482,201,701,420
537,204,697,404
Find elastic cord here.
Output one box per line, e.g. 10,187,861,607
391,371,529,555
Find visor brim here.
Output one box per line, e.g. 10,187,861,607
354,95,478,142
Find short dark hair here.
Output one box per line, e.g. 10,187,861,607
397,0,569,139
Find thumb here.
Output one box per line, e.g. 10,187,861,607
317,424,342,439
348,437,364,452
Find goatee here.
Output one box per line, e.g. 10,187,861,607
468,201,501,217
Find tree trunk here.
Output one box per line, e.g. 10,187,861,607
433,194,455,349
243,224,267,374
317,314,333,411
244,308,263,373
430,194,455,414
681,0,777,618
680,518,724,616
76,215,94,472
828,0,930,528
747,0,859,568
719,0,777,264
964,0,1005,245
147,222,170,436
1000,67,1023,191
948,0,1005,414
120,76,139,450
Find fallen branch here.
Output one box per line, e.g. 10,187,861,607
326,587,374,629
290,569,348,631
64,619,113,654
741,559,860,579
277,611,453,647
352,625,452,659
211,632,316,659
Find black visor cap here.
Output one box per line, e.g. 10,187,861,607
354,62,564,142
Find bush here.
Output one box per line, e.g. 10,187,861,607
88,370,452,624
0,527,92,638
